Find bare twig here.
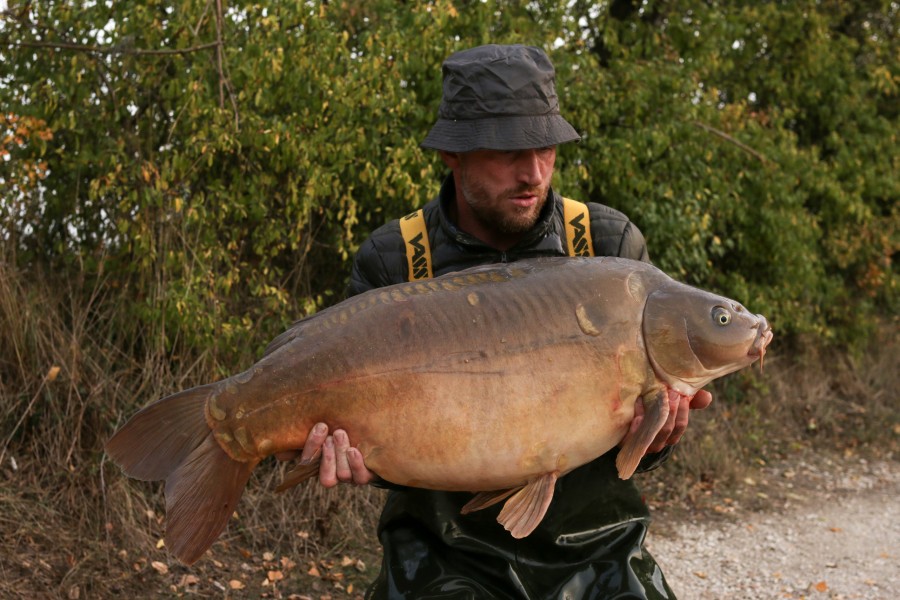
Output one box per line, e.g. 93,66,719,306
0,367,55,467
8,39,222,56
214,0,241,129
690,120,772,165
215,0,226,110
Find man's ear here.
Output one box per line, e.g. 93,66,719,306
439,150,462,170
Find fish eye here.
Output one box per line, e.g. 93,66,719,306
712,306,731,326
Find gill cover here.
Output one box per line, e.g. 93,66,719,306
642,281,761,394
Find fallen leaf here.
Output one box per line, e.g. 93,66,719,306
308,565,321,577
341,556,355,567
693,571,707,579
829,527,843,533
156,538,165,549
151,561,169,575
282,557,297,570
229,580,245,590
268,570,284,582
263,551,276,561
179,574,200,586
354,559,366,572
47,366,61,382
814,581,828,592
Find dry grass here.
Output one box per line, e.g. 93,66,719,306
0,260,896,598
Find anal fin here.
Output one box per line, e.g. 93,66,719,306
616,389,671,480
461,488,518,514
496,472,558,538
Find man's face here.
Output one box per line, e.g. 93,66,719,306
455,147,556,235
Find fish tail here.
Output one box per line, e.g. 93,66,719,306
106,384,256,565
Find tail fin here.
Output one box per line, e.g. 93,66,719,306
106,385,256,565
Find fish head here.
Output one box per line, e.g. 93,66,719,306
642,281,773,395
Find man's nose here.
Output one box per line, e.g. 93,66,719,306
516,150,545,186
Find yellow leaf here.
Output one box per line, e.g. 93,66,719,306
156,538,165,549
46,366,61,382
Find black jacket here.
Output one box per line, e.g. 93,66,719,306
349,178,649,296
354,176,675,600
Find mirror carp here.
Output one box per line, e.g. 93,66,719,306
106,256,773,564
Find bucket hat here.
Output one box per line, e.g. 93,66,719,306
421,44,581,152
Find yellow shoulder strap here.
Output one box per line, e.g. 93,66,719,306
562,197,595,257
399,208,434,281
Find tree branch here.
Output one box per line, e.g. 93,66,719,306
8,39,222,56
690,120,772,165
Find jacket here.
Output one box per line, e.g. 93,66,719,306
352,176,675,599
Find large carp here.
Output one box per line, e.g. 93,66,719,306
107,256,772,565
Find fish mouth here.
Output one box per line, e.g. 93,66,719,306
748,316,774,370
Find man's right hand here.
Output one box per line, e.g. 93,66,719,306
278,423,376,487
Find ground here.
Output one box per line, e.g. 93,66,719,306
85,451,900,599
648,452,899,600
5,449,897,599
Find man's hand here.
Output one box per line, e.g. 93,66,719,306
638,389,714,454
276,423,375,488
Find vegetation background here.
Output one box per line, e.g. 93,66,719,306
0,0,896,597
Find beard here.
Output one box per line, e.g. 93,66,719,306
458,169,550,235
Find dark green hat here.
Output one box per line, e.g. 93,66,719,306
421,44,580,153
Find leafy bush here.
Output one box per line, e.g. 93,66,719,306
1,0,895,364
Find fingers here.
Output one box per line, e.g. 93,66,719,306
637,388,715,454
346,447,375,485
691,388,714,410
333,429,353,483
299,425,374,488
666,394,691,447
300,422,328,465
319,436,339,488
646,391,681,454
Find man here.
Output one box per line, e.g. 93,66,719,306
294,44,712,599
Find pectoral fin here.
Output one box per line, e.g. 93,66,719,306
496,471,558,538
616,389,670,480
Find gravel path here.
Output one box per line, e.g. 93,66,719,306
647,456,899,599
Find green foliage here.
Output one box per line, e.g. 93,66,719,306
1,0,896,369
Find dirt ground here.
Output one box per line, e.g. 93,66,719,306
648,452,899,600
4,450,897,599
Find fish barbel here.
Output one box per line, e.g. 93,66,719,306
106,256,772,564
